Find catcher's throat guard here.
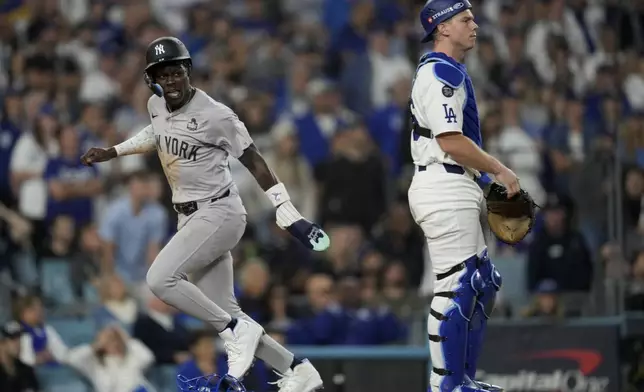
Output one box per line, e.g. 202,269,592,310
484,183,538,245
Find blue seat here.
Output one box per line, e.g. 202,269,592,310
48,318,95,347
148,364,179,392
82,282,100,304
36,365,90,392
13,251,39,289
40,258,76,307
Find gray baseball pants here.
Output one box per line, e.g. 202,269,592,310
146,193,294,373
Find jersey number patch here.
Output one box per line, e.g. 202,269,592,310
443,104,457,124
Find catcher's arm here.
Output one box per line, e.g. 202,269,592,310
411,64,519,196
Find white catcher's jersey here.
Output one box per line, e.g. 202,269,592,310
148,88,253,204
410,63,467,167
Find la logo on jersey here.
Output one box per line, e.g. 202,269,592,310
443,104,457,124
155,44,165,56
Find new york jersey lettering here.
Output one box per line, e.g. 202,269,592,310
156,135,201,161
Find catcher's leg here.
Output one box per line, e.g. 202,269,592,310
428,255,492,392
465,249,504,392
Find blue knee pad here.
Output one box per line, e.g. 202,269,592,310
466,249,502,380
429,254,480,391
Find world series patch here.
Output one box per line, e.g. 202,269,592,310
442,85,454,97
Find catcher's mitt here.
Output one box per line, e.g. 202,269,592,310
484,182,538,245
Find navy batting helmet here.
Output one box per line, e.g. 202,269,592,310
144,37,192,97
145,36,191,71
420,0,473,43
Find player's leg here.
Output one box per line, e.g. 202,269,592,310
465,227,503,391
192,252,323,392
146,198,262,380
409,177,490,392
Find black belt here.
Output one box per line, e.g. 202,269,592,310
417,163,465,175
173,189,231,216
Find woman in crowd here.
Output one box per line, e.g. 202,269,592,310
13,294,68,367
67,325,155,392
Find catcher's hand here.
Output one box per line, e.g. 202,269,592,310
484,182,538,245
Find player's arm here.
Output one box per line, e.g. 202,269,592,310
224,115,328,251
81,124,156,166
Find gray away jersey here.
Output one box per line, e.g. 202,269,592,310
148,88,253,204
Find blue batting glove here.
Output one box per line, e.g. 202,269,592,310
275,201,330,252
285,219,330,252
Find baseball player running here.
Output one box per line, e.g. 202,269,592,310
408,1,521,392
81,37,325,392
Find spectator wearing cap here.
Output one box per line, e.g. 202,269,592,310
0,321,39,392
98,170,167,287
521,279,566,319
527,193,593,293
44,125,103,229
13,294,68,367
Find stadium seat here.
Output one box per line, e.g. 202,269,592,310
148,364,179,392
48,317,95,346
12,251,39,289
40,258,77,307
36,365,90,392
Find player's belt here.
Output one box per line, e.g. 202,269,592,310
417,163,465,175
173,189,231,216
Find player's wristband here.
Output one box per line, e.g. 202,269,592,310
265,182,291,208
476,172,493,191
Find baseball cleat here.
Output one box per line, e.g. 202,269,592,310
219,319,263,380
270,359,324,392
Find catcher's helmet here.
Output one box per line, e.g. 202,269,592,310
420,0,472,43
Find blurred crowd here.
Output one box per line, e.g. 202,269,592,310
0,0,643,390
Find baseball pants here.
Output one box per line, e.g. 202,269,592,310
407,165,486,272
146,193,294,373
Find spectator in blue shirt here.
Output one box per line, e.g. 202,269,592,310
99,170,168,287
177,330,228,391
44,125,103,229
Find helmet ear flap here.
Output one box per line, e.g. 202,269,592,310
144,72,164,97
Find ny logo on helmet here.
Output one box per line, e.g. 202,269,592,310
155,44,165,56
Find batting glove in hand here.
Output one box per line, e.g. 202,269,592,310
276,202,330,252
